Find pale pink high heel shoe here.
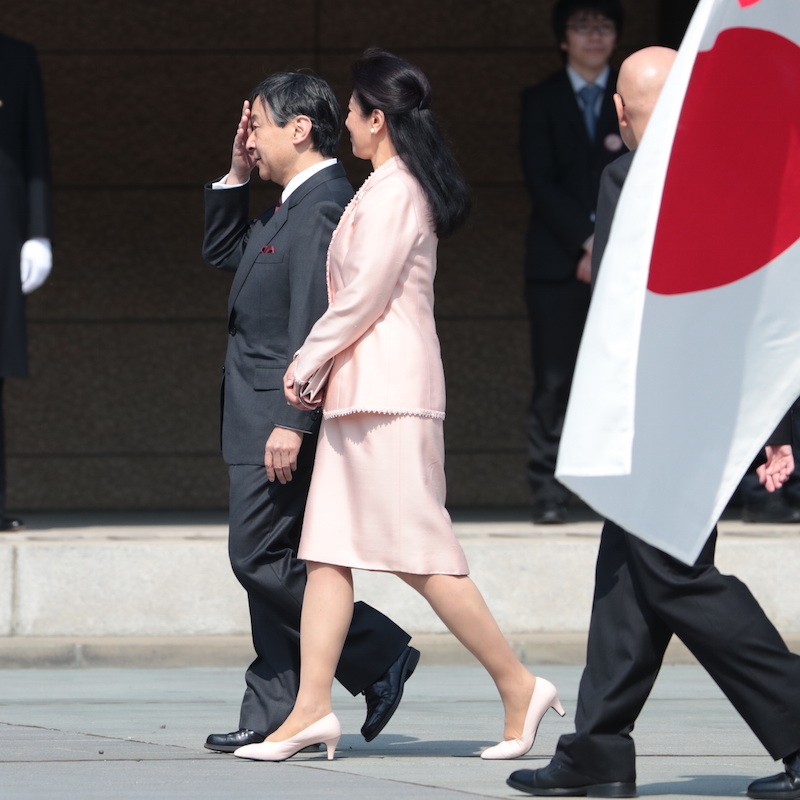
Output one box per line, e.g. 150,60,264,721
480,677,565,760
233,713,341,762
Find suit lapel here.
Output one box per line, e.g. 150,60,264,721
555,71,589,143
593,73,619,154
227,202,289,315
558,68,619,151
227,162,347,317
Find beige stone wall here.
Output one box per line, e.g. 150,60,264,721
3,1,657,510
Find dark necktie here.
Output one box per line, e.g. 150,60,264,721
579,84,603,141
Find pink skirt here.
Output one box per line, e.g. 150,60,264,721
299,413,469,575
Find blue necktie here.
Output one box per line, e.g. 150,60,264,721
579,84,603,141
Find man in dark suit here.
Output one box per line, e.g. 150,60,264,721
521,0,625,524
0,33,53,533
508,47,800,800
202,72,418,753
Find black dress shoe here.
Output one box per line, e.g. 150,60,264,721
205,729,265,752
507,761,637,797
0,516,25,532
532,503,567,525
361,645,420,742
748,751,800,799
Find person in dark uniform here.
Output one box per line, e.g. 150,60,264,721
520,0,625,524
0,32,54,532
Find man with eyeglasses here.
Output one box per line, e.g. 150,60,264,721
520,0,625,525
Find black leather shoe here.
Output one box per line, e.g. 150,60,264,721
532,503,567,525
204,729,265,752
507,761,637,797
748,751,800,799
361,645,420,742
0,516,25,532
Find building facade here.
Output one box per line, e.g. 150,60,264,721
3,0,674,509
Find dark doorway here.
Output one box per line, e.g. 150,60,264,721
659,0,700,47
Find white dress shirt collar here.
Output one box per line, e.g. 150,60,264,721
566,64,610,95
281,159,338,205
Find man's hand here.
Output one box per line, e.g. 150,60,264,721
757,444,794,492
227,100,256,185
264,426,303,484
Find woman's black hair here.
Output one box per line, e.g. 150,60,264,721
351,48,471,238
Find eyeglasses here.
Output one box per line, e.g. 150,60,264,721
567,22,616,37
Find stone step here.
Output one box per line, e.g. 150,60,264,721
2,510,799,666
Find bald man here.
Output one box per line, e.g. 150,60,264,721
508,47,800,799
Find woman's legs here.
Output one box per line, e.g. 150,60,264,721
266,561,354,741
398,572,537,740
269,565,544,745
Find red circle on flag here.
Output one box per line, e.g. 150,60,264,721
648,27,800,295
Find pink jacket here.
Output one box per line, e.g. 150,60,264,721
295,157,446,420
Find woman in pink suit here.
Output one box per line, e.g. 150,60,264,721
234,49,563,763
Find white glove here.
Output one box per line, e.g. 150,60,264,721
20,237,53,294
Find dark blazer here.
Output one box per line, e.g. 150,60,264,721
590,148,634,286
0,33,53,378
203,163,354,466
520,68,623,282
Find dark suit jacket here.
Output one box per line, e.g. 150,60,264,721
520,68,623,282
0,33,53,377
203,163,353,466
590,148,634,286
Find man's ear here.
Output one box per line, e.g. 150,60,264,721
613,92,627,130
291,115,313,144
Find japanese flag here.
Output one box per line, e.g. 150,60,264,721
555,0,800,563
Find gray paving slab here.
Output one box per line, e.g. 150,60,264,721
0,663,785,799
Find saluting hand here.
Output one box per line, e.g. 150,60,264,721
226,100,256,185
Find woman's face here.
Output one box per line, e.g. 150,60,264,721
345,94,375,161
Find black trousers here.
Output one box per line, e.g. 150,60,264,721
228,462,410,735
525,279,591,506
555,521,800,783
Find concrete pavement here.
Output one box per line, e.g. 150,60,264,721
2,508,799,798
0,662,785,799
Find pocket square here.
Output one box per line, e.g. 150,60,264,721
261,245,275,254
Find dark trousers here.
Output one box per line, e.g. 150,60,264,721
228,463,410,735
525,279,591,506
556,521,800,783
0,379,5,513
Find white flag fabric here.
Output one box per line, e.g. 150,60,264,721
555,0,800,563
